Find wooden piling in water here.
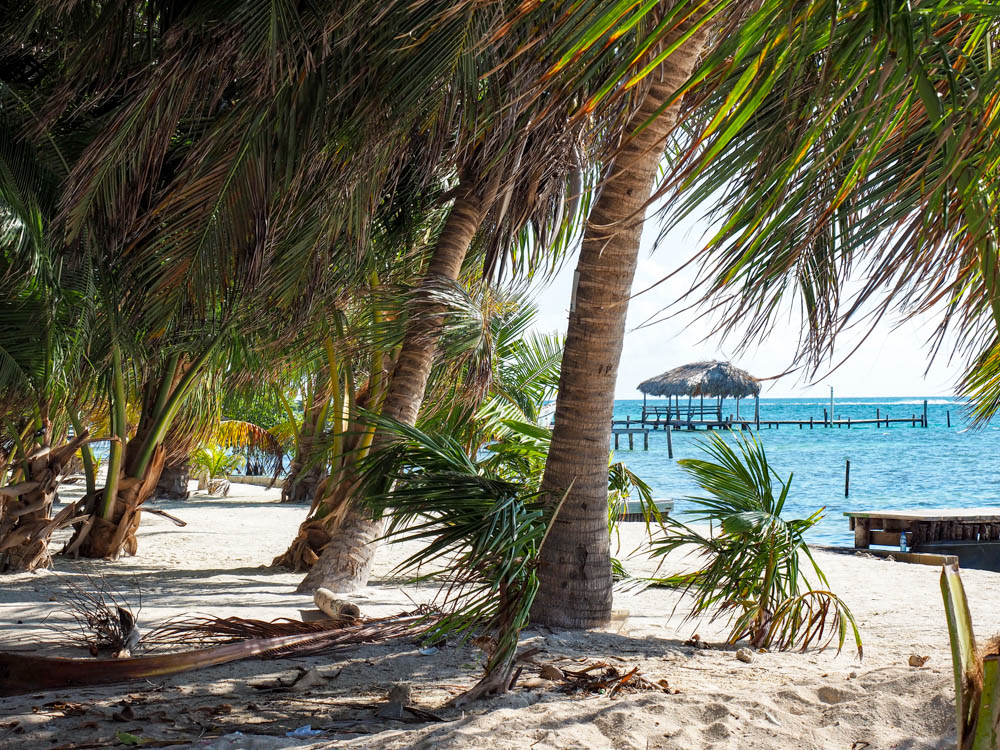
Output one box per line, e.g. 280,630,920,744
845,459,850,498
666,425,673,459
947,410,951,427
923,399,928,427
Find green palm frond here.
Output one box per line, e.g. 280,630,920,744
213,419,285,479
189,444,244,482
357,414,551,681
647,430,861,656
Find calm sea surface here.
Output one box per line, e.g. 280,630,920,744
609,397,999,546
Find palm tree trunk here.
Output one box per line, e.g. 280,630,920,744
155,461,190,501
0,429,92,572
297,183,485,593
531,24,711,629
65,350,210,560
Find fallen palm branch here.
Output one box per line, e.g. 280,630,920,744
548,660,676,697
45,573,142,656
1,610,435,697
143,609,428,653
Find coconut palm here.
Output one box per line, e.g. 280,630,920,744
532,5,716,628
535,0,1000,628
0,79,101,570
284,288,563,585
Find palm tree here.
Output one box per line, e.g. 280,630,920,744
289,287,563,590
0,79,100,570
532,9,715,628
535,0,1000,627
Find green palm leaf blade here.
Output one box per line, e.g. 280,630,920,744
648,429,860,655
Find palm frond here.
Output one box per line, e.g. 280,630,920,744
647,430,861,655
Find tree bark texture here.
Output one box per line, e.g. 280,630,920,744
297,185,485,593
0,432,90,572
531,24,711,629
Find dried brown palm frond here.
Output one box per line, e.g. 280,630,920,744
1,609,437,697
143,609,435,655
45,572,142,657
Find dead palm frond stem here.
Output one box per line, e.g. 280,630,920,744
1,610,434,697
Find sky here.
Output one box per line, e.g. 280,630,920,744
527,210,965,400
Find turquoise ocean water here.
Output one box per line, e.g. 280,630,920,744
610,397,999,546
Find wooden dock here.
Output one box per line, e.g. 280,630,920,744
611,425,649,450
614,400,932,433
846,508,1000,549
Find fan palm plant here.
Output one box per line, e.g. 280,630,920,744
648,431,861,654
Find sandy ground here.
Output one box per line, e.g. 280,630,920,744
2,481,999,750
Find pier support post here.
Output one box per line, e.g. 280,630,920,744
947,410,951,427
923,399,928,428
643,430,648,451
854,518,870,548
628,432,634,450
845,459,850,498
824,408,828,426
877,408,880,426
666,424,673,459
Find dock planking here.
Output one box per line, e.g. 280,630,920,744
846,508,1000,550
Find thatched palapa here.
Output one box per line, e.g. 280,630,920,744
638,361,760,399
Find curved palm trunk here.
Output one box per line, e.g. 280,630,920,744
155,461,190,501
531,26,711,629
296,185,485,593
281,387,329,503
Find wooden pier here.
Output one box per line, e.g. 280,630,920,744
847,508,1000,550
612,426,649,450
615,399,931,433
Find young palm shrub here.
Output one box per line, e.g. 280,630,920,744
356,415,556,703
189,445,243,497
648,430,861,655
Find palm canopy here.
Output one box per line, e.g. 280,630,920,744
648,0,1000,417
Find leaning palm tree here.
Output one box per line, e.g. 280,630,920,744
532,3,717,628
0,81,101,570
535,0,1000,628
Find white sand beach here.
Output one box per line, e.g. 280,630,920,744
3,481,998,750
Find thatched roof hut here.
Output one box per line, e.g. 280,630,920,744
638,361,760,399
